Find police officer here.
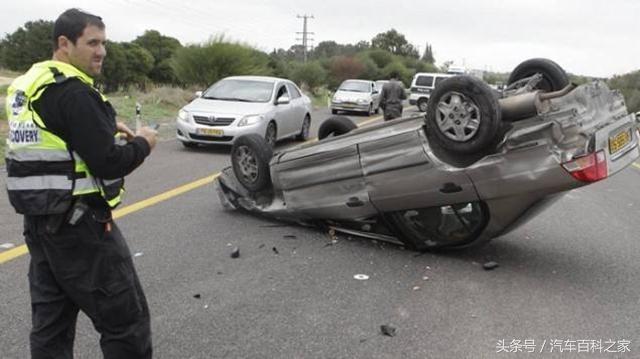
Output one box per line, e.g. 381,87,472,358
379,71,407,121
5,9,156,358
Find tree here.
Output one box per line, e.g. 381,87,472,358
99,42,154,92
609,70,640,113
371,29,419,58
328,56,365,89
421,43,435,64
0,20,53,71
133,30,182,84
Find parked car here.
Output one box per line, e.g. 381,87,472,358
176,76,312,148
215,59,639,251
409,72,455,112
375,80,389,92
330,79,380,116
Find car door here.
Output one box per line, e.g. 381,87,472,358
273,83,297,137
285,82,306,131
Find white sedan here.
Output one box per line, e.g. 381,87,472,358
176,76,312,148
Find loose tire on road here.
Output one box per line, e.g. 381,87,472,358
318,116,357,140
507,58,569,92
425,75,501,155
231,134,273,192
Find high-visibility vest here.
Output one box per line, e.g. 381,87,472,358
4,60,124,215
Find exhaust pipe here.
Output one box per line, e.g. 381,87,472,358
499,84,575,121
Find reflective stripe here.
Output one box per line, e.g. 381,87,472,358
74,176,99,193
5,148,72,162
6,175,72,190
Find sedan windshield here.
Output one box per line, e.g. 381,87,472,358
202,79,274,102
339,81,370,93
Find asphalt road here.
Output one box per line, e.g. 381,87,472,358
1,107,638,358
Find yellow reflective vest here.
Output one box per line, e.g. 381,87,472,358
4,60,124,215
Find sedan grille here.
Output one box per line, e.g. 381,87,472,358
193,115,235,126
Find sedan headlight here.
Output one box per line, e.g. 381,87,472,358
357,98,368,104
332,97,342,104
238,114,264,127
177,109,190,123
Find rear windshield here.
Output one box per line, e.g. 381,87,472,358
415,76,434,87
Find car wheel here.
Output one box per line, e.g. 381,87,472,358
331,109,338,115
296,114,311,141
384,202,490,251
425,75,501,155
374,105,380,114
231,134,273,192
417,98,428,112
318,116,357,140
366,104,373,116
265,122,277,147
181,141,198,148
507,58,569,92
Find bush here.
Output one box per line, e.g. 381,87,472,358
328,56,365,89
381,61,412,86
171,36,272,87
290,61,327,93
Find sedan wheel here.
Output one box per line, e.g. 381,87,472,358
231,134,273,192
296,115,311,141
265,122,277,147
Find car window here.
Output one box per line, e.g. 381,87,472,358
203,79,274,102
434,77,449,87
415,76,434,87
286,83,302,99
276,84,289,100
339,81,370,93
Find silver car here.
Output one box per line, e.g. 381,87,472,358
215,59,639,251
176,76,312,147
330,79,380,116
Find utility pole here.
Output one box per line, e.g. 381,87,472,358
296,14,314,62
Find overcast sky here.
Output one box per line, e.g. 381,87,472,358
2,0,638,78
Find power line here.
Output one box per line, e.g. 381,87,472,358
296,14,314,62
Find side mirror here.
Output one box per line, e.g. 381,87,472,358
276,95,290,105
195,91,203,98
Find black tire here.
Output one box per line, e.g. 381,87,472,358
507,58,569,92
265,122,277,147
296,114,311,141
331,109,338,115
374,105,380,114
425,75,501,155
318,116,357,140
417,98,428,112
181,141,198,148
366,103,373,116
231,134,273,192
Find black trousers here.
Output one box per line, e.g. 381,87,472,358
24,211,152,359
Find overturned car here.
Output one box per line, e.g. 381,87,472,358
215,59,639,251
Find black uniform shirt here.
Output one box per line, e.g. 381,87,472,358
32,79,151,208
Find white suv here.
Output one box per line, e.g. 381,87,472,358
408,72,455,112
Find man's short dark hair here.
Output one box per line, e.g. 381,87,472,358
53,8,104,50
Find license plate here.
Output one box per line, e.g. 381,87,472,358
197,128,224,137
608,128,631,155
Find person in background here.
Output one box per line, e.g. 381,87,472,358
379,71,407,121
4,8,156,359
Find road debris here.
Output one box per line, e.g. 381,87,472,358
422,276,429,281
193,294,201,299
353,274,369,281
0,243,16,249
380,324,397,337
272,247,279,254
230,247,240,258
133,252,144,257
412,286,421,291
283,235,297,239
483,261,499,270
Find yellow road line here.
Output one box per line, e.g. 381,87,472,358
2,114,388,265
633,163,640,170
0,173,220,265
